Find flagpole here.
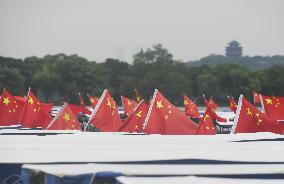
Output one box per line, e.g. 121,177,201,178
142,89,158,131
18,87,31,125
84,89,108,131
260,94,265,113
230,94,243,134
0,88,5,100
46,103,67,130
120,96,125,114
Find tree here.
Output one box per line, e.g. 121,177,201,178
0,67,25,95
133,44,174,64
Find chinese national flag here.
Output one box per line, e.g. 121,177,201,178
183,95,200,118
119,100,148,132
78,93,92,115
207,103,227,122
253,91,261,104
195,106,216,135
47,103,81,130
232,95,284,134
87,94,99,109
68,103,92,117
19,90,53,129
203,94,218,110
228,96,237,113
0,89,25,125
261,95,284,120
121,96,138,116
88,89,123,132
143,90,198,135
134,89,142,103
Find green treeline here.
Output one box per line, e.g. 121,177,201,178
1,44,284,106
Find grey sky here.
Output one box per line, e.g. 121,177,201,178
0,0,283,62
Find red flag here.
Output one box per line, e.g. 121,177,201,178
228,96,237,113
183,95,200,118
121,96,138,116
143,90,198,135
19,89,52,129
119,100,148,132
253,91,261,104
203,94,218,110
231,95,284,134
87,89,123,132
207,103,227,122
87,94,99,109
0,89,25,125
68,103,87,117
47,103,81,130
195,106,216,135
261,95,284,120
78,93,92,115
134,89,142,103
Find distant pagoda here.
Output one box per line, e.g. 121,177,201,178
225,40,242,58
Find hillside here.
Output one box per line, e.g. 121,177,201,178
187,55,284,70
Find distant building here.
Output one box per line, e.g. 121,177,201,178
225,41,242,58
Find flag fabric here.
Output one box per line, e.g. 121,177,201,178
68,103,88,117
14,96,26,104
261,95,284,120
47,103,81,130
78,93,92,115
207,103,227,122
119,100,148,132
121,96,138,116
253,91,261,104
203,94,218,110
134,89,142,103
183,94,200,118
87,89,123,132
195,106,216,135
87,94,99,109
0,89,25,125
231,95,284,134
41,102,54,115
19,89,53,129
228,96,237,113
143,90,198,135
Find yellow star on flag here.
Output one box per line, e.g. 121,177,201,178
265,98,272,105
107,98,112,109
246,108,253,117
3,97,10,106
156,100,163,109
135,111,142,118
203,114,210,121
63,113,70,122
165,114,168,119
28,97,34,104
257,119,262,126
184,100,188,106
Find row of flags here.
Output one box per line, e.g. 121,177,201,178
0,88,98,129
0,88,283,135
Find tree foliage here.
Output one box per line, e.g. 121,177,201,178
0,44,283,105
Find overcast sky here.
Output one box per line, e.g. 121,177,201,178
0,0,283,62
